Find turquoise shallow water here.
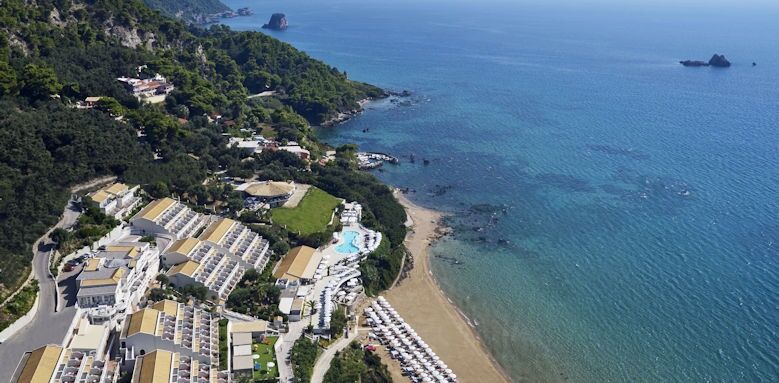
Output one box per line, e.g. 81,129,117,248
224,1,779,381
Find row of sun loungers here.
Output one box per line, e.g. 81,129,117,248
365,297,458,383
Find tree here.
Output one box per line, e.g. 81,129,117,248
155,273,169,286
306,300,316,327
50,228,71,249
148,288,166,302
20,64,62,100
0,61,17,96
145,181,170,198
96,97,126,117
330,306,347,339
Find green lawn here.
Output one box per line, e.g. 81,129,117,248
271,187,341,235
252,336,279,380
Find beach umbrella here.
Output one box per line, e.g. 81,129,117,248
445,369,453,374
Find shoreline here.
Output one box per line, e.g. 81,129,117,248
382,190,511,383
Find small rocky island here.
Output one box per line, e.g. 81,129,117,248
680,54,731,68
262,13,288,30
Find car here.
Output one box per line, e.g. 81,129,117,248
64,264,74,272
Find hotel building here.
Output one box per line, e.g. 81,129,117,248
119,300,220,368
77,242,160,326
130,349,229,383
87,183,142,220
130,198,206,240
198,218,271,271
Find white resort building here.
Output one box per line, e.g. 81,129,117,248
130,349,229,383
11,344,120,383
76,242,160,326
120,300,220,368
88,183,142,219
130,198,206,240
340,201,363,224
198,218,271,271
165,255,244,302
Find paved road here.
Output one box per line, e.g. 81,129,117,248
310,325,359,383
277,320,307,383
0,197,82,382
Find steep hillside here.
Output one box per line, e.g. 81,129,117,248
0,0,386,297
143,0,230,23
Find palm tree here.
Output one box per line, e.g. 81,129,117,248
306,299,316,327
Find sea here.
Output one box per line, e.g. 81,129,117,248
221,1,779,381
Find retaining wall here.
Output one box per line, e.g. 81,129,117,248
0,293,40,343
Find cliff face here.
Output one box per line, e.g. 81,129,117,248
262,13,288,30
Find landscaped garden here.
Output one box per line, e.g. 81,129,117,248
252,336,279,381
271,187,341,235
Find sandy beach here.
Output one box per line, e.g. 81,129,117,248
381,191,510,383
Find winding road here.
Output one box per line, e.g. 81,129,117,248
310,324,359,383
0,196,82,382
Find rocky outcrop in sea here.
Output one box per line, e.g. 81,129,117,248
680,53,731,67
262,13,288,30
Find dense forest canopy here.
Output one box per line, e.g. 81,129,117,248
0,0,390,296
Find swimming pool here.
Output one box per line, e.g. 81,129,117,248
336,231,360,254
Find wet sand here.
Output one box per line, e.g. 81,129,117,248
382,191,510,383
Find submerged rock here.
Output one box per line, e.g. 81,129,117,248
262,13,288,30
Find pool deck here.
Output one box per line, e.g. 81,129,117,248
301,223,375,330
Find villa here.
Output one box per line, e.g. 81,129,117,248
76,242,160,327
199,218,271,271
117,74,175,104
119,300,220,368
277,142,310,160
87,183,142,219
130,198,207,240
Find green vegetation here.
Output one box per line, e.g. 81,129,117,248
308,163,408,295
329,306,347,339
244,149,409,293
324,342,393,383
143,0,230,23
218,318,228,370
0,102,152,298
290,336,320,383
271,187,341,235
56,204,119,255
252,336,279,381
0,280,39,331
0,0,382,297
226,268,281,320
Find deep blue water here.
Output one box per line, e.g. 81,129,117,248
223,1,779,381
